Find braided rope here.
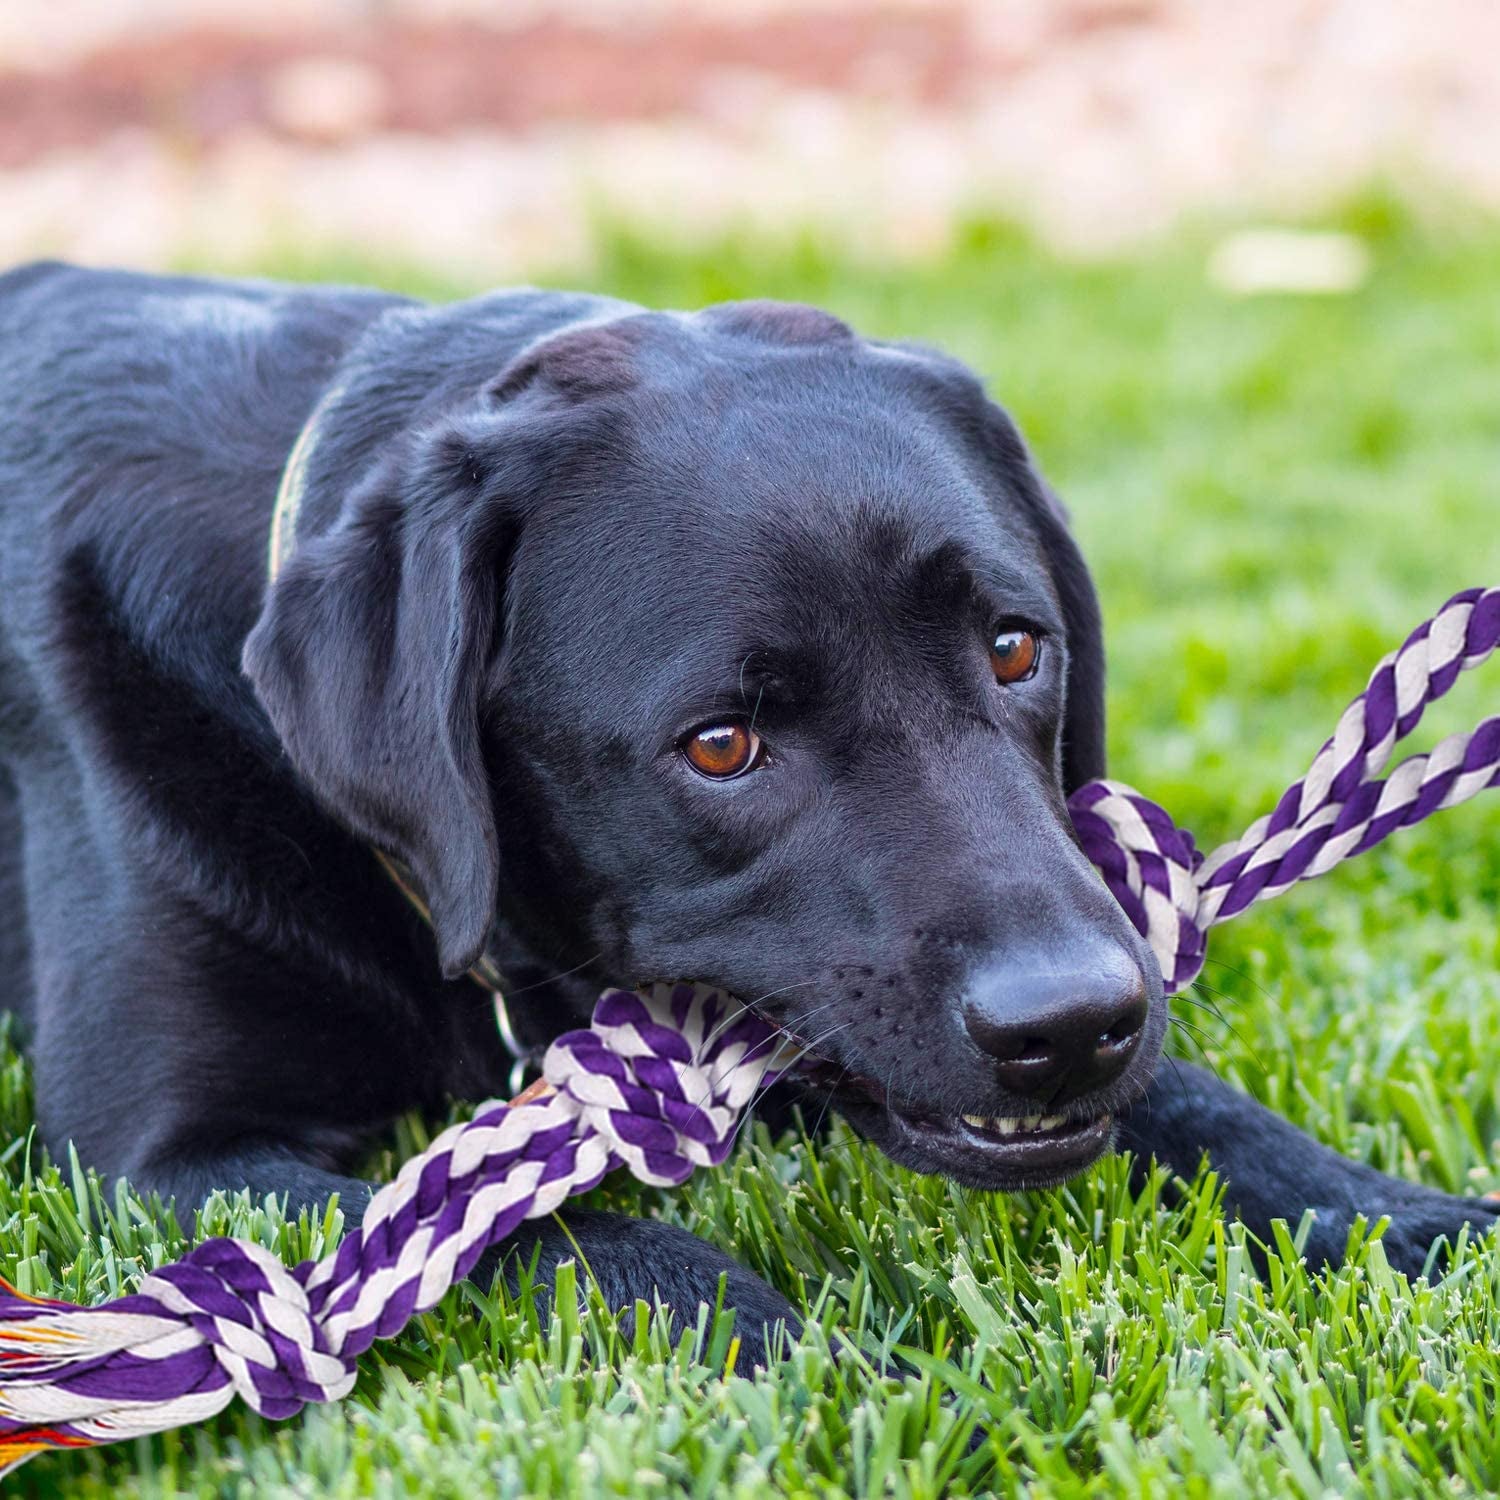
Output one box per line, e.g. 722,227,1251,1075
0,985,786,1470
1069,587,1499,992
1,588,1495,1473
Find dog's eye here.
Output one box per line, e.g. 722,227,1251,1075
682,721,763,779
990,627,1040,684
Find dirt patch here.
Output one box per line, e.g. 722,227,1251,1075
0,8,981,167
1,1,1496,273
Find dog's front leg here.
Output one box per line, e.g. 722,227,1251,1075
1116,1060,1499,1276
484,1208,801,1370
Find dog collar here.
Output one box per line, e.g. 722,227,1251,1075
269,396,532,1085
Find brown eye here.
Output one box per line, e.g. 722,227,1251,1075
990,627,1040,684
683,721,762,779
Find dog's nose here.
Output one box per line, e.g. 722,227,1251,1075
961,948,1150,1106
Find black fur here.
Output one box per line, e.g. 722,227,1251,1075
0,265,1491,1367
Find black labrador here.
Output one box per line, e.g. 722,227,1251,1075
0,263,1492,1362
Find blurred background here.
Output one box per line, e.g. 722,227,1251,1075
3,0,1498,277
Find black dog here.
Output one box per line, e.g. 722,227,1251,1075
0,263,1492,1361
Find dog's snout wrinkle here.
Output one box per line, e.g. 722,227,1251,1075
961,947,1150,1108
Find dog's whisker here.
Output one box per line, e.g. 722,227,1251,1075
882,1059,904,1118
1167,1015,1235,1082
747,680,767,736
729,1021,857,1151
1185,977,1241,1013
502,951,603,999
697,984,830,1061
1174,994,1236,1034
1167,1018,1215,1070
766,1017,855,1077
685,993,837,1117
806,1062,852,1142
1175,989,1228,1022
1177,985,1268,1076
736,650,757,709
710,981,825,1046
1198,954,1276,1005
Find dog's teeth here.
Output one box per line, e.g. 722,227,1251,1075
960,1113,1065,1136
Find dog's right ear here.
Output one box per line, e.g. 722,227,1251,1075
243,422,515,979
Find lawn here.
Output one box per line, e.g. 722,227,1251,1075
4,198,1499,1497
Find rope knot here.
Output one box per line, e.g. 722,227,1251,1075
141,1240,353,1418
544,982,783,1186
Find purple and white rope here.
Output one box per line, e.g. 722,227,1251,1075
1069,586,1499,992
0,984,787,1465
0,586,1495,1471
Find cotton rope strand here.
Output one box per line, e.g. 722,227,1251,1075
1070,585,1499,991
0,585,1495,1475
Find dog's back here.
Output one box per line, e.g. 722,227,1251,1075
0,264,423,1170
0,263,401,1040
0,263,620,1185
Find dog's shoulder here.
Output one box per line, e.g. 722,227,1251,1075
0,262,404,424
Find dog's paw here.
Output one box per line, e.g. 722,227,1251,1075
1298,1186,1500,1279
584,1215,802,1371
708,1264,803,1372
1372,1190,1500,1278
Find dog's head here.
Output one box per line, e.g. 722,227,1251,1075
244,299,1163,1190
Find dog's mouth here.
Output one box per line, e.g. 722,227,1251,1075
786,1053,1116,1192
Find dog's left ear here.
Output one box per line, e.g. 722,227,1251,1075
243,423,512,979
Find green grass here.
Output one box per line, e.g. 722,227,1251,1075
5,197,1500,1496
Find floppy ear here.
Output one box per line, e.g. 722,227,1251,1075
243,427,509,979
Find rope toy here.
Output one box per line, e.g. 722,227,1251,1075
1074,585,1499,992
0,585,1494,1474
